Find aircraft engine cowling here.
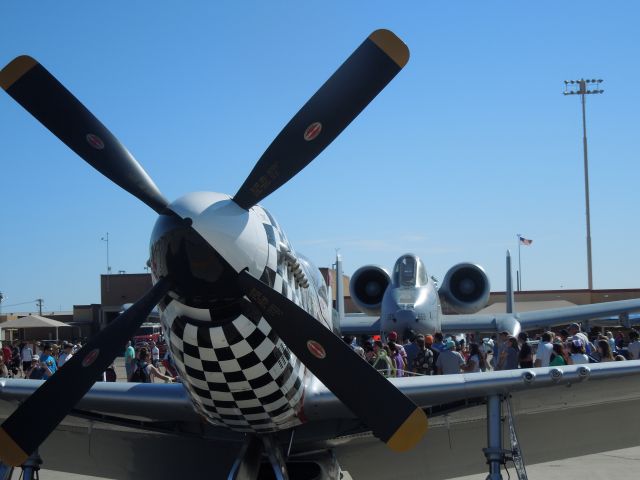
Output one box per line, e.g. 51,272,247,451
349,265,391,316
439,263,490,314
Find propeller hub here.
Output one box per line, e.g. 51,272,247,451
149,192,270,308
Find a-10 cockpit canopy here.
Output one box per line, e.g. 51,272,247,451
392,254,428,287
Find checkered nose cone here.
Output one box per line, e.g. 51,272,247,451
159,207,313,432
165,309,306,432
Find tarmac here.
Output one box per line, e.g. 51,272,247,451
5,444,639,479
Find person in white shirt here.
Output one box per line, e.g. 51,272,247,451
21,344,33,375
534,332,554,367
569,339,589,365
150,342,160,368
627,330,640,360
57,342,73,368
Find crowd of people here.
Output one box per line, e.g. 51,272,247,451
0,338,177,383
0,339,82,379
2,323,639,382
344,323,640,377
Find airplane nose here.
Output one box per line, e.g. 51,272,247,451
395,309,416,323
149,213,241,307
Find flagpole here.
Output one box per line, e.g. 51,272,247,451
517,234,522,291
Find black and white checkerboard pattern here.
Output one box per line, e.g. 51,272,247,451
161,206,310,433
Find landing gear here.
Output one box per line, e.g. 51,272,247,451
228,434,347,479
227,434,290,480
228,435,265,480
20,450,42,480
483,395,528,480
0,450,42,480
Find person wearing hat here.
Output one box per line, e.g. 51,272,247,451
435,339,465,375
568,338,589,364
57,342,73,368
423,335,439,366
568,323,593,355
26,355,45,380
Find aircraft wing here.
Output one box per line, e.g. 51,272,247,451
2,362,640,446
0,379,201,423
441,297,640,335
302,361,640,421
4,362,639,423
339,313,380,335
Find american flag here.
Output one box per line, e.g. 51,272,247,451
519,236,533,246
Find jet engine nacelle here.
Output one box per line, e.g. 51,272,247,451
439,263,490,314
349,265,391,316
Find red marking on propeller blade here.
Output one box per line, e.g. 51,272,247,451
306,340,326,359
86,133,105,150
82,348,100,368
303,122,322,141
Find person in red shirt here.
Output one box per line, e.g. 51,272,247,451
2,343,12,365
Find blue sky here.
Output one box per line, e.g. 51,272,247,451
1,1,639,313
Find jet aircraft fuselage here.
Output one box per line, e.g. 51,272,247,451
350,253,491,341
379,255,441,337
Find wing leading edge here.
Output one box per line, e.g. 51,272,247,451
441,297,640,336
302,360,640,422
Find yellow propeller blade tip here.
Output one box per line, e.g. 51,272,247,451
386,408,428,452
369,30,410,68
0,427,29,467
0,55,37,91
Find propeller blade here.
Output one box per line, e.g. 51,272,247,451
0,277,172,466
237,270,427,452
233,29,409,209
0,56,169,214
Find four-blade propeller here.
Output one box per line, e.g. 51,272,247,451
0,29,424,467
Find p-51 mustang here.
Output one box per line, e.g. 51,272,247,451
1,30,640,480
341,252,640,340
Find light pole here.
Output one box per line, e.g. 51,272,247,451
563,78,604,291
101,232,112,291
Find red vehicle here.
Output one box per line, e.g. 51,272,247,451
132,323,166,357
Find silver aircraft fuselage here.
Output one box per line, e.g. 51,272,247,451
379,254,441,338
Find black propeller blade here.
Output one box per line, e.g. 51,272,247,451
233,29,409,210
0,56,169,214
0,277,172,467
237,270,428,452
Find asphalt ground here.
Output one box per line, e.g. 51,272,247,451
5,444,639,479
